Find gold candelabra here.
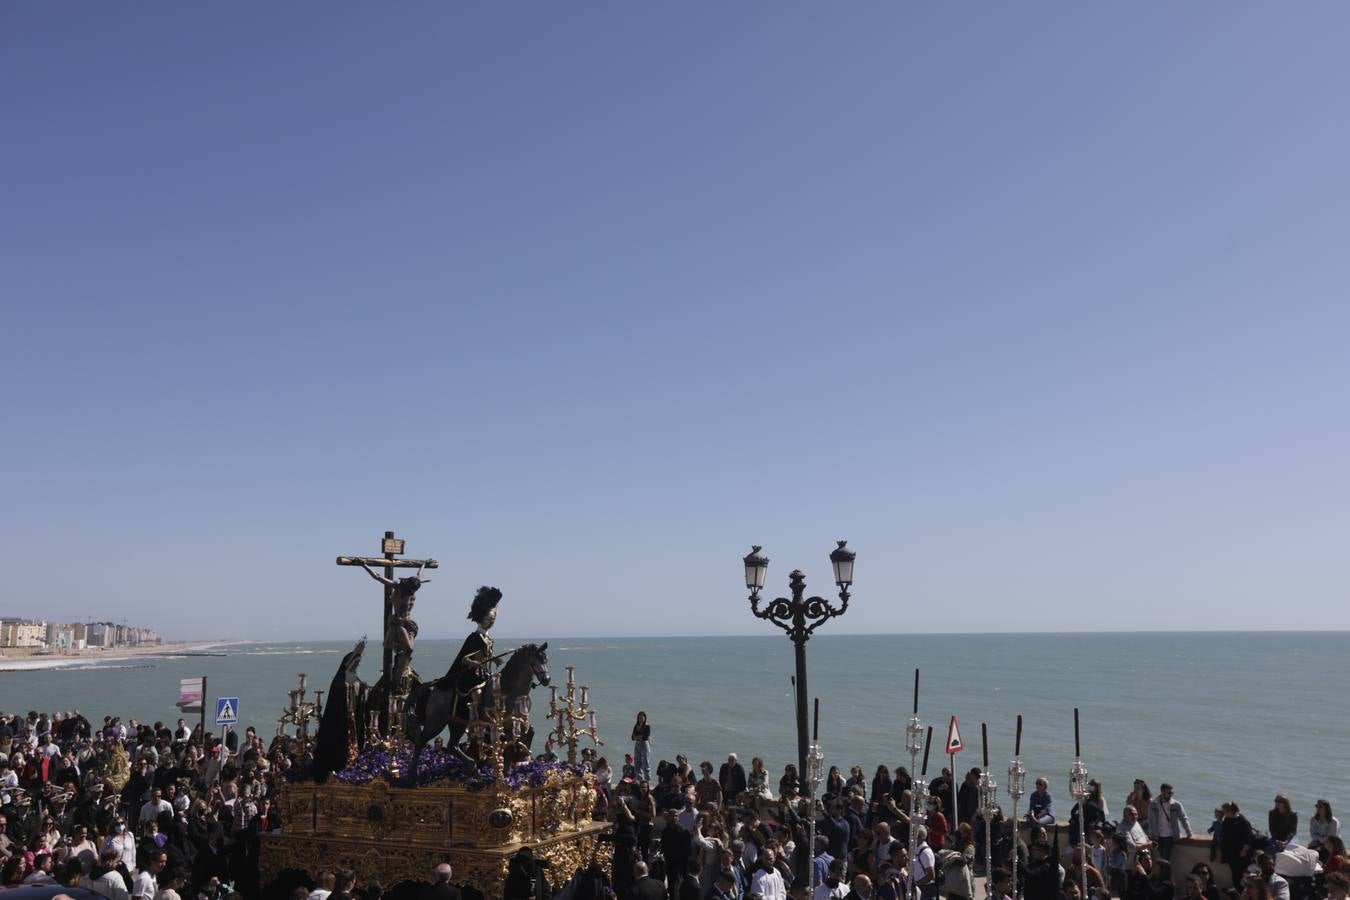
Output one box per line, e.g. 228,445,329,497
545,666,601,764
467,672,533,781
276,673,324,758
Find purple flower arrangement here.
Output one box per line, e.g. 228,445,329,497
290,744,582,790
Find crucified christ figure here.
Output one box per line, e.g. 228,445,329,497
356,560,428,689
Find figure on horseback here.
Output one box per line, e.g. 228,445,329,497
403,586,551,779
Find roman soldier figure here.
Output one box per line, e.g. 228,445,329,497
444,586,502,712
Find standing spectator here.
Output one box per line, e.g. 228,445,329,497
1120,806,1152,863
720,755,747,805
1219,805,1257,895
83,848,130,900
751,848,787,900
133,850,167,900
1148,784,1193,862
910,825,938,900
1127,783,1154,834
696,762,724,808
630,713,651,785
957,769,981,828
926,796,948,852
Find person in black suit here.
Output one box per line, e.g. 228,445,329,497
679,858,703,900
719,755,747,805
423,863,462,900
709,869,739,900
629,861,667,900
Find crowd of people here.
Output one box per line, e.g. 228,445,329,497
578,713,1348,900
1,706,1344,900
0,708,282,900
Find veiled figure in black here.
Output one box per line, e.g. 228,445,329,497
312,638,367,782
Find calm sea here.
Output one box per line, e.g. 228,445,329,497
3,632,1344,838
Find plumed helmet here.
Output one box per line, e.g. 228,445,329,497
467,586,503,623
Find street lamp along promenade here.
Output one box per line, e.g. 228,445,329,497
742,541,855,783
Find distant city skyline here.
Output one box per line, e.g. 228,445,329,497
3,4,1347,639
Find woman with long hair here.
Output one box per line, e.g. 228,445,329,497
1324,835,1348,874
1268,796,1298,845
826,765,845,800
1127,781,1153,835
747,756,770,801
630,712,651,785
872,766,893,808
1311,800,1340,855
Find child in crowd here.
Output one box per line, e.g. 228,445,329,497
1107,832,1130,899
1087,827,1107,876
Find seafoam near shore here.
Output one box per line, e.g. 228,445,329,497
0,641,252,672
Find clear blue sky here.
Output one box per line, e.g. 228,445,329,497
3,4,1347,639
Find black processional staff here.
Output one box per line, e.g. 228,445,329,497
1008,714,1027,900
906,670,926,900
979,723,997,900
1069,708,1090,900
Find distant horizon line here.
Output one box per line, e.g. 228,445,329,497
167,627,1349,642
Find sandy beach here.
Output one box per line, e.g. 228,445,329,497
0,640,251,671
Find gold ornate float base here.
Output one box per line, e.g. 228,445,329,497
261,777,611,900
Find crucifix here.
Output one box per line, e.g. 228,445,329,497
336,531,439,700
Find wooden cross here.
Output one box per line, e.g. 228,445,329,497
336,530,439,691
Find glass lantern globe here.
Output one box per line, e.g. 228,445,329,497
829,540,856,588
743,545,769,593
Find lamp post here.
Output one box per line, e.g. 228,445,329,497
743,541,854,779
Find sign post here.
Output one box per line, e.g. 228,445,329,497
216,697,239,727
947,714,964,835
178,676,206,740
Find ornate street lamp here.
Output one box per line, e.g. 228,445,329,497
743,541,853,780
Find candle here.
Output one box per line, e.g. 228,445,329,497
299,673,307,693
588,711,596,730
580,686,589,706
550,685,558,705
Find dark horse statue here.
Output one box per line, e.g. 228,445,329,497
403,642,550,779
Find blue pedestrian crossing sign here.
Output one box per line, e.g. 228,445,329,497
215,697,239,726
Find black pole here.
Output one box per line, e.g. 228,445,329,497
1015,714,1023,756
382,531,395,692
921,724,933,777
813,697,820,742
982,722,989,770
793,635,809,780
1074,707,1081,758
913,669,920,715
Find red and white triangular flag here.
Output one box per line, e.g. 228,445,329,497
946,715,964,754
